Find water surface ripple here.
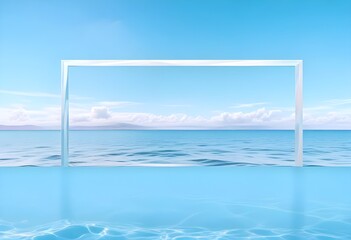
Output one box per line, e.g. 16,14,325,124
1,130,350,166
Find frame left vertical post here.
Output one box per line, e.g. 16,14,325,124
61,61,69,166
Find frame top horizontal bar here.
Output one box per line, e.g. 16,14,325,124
62,60,302,67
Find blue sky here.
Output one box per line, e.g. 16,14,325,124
0,0,350,129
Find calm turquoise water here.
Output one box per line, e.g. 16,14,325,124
0,167,350,239
1,130,351,166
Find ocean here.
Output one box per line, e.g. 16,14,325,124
1,130,351,167
1,130,350,239
0,167,350,239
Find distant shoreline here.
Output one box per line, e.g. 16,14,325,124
0,129,350,131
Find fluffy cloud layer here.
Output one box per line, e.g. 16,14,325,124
1,103,351,129
65,106,290,129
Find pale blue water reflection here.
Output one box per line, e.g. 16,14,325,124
0,167,350,239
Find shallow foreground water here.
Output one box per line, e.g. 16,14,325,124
0,167,350,239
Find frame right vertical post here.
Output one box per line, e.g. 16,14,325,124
295,61,303,166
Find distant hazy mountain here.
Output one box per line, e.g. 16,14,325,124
70,123,147,130
0,125,44,130
0,123,147,130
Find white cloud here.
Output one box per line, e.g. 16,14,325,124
304,111,351,129
211,108,281,125
161,104,193,108
0,89,90,101
0,106,60,127
304,98,351,112
9,108,29,122
230,102,267,108
0,89,59,98
304,106,330,111
98,101,138,108
91,106,111,119
325,98,351,106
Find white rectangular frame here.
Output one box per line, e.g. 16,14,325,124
61,60,303,167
